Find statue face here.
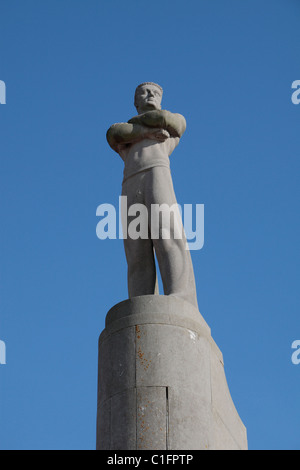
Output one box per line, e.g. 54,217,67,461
135,84,162,113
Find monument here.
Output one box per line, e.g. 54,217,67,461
96,83,247,450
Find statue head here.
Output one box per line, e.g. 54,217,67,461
134,82,163,114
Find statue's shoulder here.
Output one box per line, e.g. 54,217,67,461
161,110,186,138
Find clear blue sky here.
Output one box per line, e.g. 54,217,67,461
0,0,299,450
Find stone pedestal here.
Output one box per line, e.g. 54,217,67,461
96,295,247,450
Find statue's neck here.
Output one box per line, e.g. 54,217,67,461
137,105,160,114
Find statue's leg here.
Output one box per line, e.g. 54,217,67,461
122,173,158,298
145,167,198,309
123,236,157,297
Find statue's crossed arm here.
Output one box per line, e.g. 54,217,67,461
106,109,186,153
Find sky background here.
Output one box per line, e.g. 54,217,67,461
0,0,299,450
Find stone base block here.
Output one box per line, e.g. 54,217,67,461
96,295,247,450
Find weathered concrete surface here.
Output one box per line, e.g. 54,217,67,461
96,295,247,450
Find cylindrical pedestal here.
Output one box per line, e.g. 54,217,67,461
96,295,247,450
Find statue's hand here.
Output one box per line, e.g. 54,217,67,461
148,128,170,142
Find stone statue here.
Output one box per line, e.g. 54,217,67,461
106,82,198,309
